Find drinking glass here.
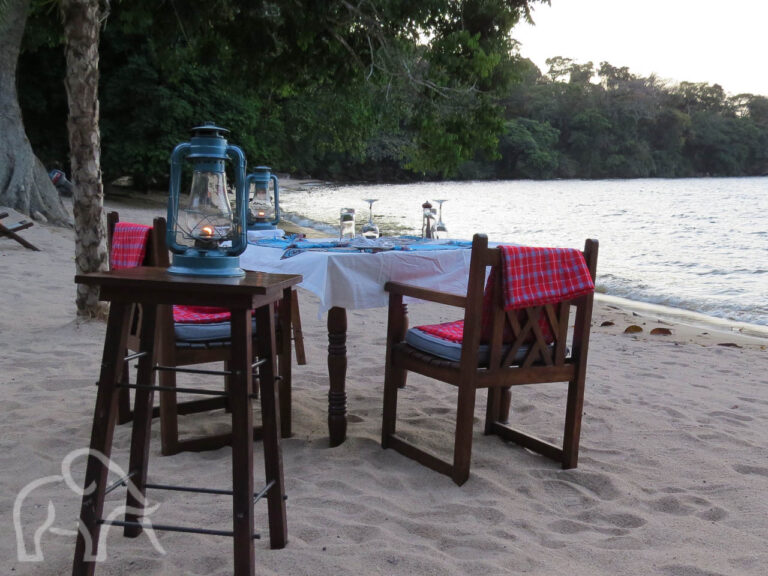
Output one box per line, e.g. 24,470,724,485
432,199,448,238
361,199,380,239
339,208,356,239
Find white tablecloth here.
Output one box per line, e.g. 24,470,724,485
240,239,473,314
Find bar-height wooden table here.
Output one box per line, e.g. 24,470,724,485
72,267,301,576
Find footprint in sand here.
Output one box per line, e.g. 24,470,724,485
533,469,622,502
660,563,728,576
733,463,768,477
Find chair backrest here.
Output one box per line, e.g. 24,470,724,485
107,212,173,343
106,211,170,269
460,234,598,384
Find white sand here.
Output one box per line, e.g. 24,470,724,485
2,195,767,575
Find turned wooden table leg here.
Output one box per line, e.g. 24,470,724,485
327,306,347,447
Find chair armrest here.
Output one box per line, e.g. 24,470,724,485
385,281,466,308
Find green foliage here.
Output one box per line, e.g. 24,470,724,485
15,1,768,184
496,118,559,178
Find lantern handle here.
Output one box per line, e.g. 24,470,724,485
270,173,280,225
167,142,192,251
226,144,248,244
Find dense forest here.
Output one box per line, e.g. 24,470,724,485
18,1,768,187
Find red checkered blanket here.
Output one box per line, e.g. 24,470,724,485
415,245,593,346
499,245,594,310
173,305,233,324
110,222,151,269
417,320,465,343
172,304,272,324
416,272,553,345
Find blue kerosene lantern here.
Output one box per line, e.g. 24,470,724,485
166,124,248,277
246,166,280,230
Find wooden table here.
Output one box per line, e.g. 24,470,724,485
72,267,301,576
241,241,473,446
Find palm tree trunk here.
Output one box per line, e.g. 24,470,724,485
60,0,108,318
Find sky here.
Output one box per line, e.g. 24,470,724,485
512,0,768,97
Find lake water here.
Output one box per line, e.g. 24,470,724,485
278,177,767,330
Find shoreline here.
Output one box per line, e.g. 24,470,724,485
595,294,768,346
13,182,768,347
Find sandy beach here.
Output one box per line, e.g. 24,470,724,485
2,191,767,575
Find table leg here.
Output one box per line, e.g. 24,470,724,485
399,303,409,389
124,303,158,537
327,306,347,447
229,308,256,574
278,287,292,438
73,302,132,576
254,303,288,549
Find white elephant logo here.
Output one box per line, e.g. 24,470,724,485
14,447,165,562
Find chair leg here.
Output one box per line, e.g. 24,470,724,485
562,376,586,469
452,384,477,486
290,290,307,366
484,385,512,436
381,363,406,448
498,387,511,424
484,387,499,435
382,295,407,447
277,289,292,438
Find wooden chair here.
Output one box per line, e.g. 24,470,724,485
381,234,598,485
0,211,40,251
107,211,304,455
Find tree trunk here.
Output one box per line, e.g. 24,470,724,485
61,0,108,318
0,0,71,225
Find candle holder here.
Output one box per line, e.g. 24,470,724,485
421,200,436,239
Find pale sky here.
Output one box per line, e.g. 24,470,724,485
513,0,768,96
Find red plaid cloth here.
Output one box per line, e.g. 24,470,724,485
173,305,233,324
416,257,568,347
417,320,464,343
173,303,272,324
110,222,151,269
480,267,553,343
499,245,594,310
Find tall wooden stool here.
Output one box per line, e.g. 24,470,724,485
72,267,301,575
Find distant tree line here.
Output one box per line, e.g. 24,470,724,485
488,57,768,180
18,2,768,188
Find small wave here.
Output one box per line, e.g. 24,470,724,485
281,212,337,235
280,178,768,327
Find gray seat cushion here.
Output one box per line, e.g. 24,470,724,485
174,318,258,343
405,327,530,364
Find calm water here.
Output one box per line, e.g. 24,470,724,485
279,177,768,328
